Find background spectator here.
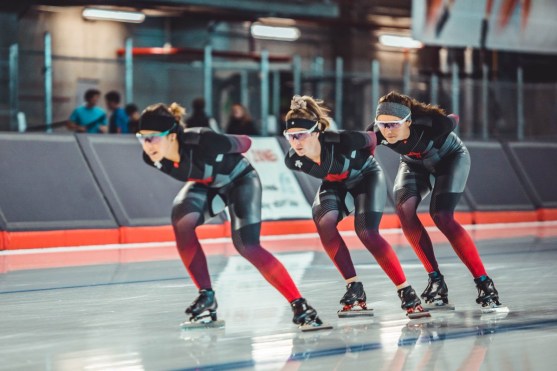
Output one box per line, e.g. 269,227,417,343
226,103,258,135
105,91,128,134
67,89,107,133
125,103,140,134
186,97,221,132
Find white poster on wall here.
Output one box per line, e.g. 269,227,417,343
244,138,312,220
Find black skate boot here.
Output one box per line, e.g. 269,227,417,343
338,282,374,318
181,289,225,329
474,276,508,314
398,285,430,319
291,298,332,332
421,272,455,311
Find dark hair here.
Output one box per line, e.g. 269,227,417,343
125,103,139,116
105,91,121,104
84,89,101,102
230,103,252,124
379,91,446,117
140,102,185,132
192,97,205,112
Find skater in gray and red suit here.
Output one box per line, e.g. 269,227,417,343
136,101,329,330
283,95,428,318
367,91,505,312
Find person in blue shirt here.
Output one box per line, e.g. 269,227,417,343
105,91,129,134
67,89,107,133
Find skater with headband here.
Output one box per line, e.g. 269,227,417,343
137,102,329,331
283,95,428,319
368,91,505,312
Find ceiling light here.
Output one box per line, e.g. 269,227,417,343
250,23,300,41
82,8,145,23
379,34,423,49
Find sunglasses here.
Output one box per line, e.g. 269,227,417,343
283,122,319,141
375,113,411,130
136,125,175,144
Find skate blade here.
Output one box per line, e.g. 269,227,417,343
407,311,431,320
299,322,333,332
337,309,374,318
480,305,509,315
180,319,225,330
423,302,455,311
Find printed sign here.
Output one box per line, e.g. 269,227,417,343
244,138,312,220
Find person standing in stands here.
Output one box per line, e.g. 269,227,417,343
283,95,428,318
368,91,504,311
136,102,328,331
226,104,258,136
105,91,129,134
185,97,217,132
125,103,140,134
67,89,107,133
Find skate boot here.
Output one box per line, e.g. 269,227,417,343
181,289,225,329
474,276,509,314
421,272,455,311
291,298,332,332
398,285,430,319
338,282,374,318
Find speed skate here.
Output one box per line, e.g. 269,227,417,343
180,310,225,330
337,302,374,318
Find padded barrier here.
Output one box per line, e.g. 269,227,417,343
76,134,226,243
0,133,117,232
374,145,472,226
0,134,552,250
504,142,557,221
464,142,537,223
76,134,226,227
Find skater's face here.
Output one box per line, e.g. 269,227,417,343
285,123,320,157
375,113,411,144
137,128,177,163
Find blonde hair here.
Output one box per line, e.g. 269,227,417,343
285,95,331,131
168,102,186,123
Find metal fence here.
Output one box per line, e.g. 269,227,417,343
2,35,557,140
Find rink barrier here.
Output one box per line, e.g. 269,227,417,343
0,133,118,233
1,133,556,250
76,134,189,227
504,142,557,221
464,142,538,223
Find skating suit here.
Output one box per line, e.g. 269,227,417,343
284,130,406,285
368,114,487,277
143,127,301,300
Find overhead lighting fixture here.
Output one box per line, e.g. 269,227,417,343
257,17,297,26
379,34,423,49
250,23,300,41
82,8,146,23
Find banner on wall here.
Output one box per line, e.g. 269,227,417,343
412,0,557,54
244,138,312,221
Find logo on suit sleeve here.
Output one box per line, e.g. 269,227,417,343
295,160,303,168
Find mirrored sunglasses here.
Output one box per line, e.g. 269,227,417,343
283,122,319,141
375,113,411,130
136,127,174,144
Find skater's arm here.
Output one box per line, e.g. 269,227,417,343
430,114,457,141
338,131,377,154
198,129,252,155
